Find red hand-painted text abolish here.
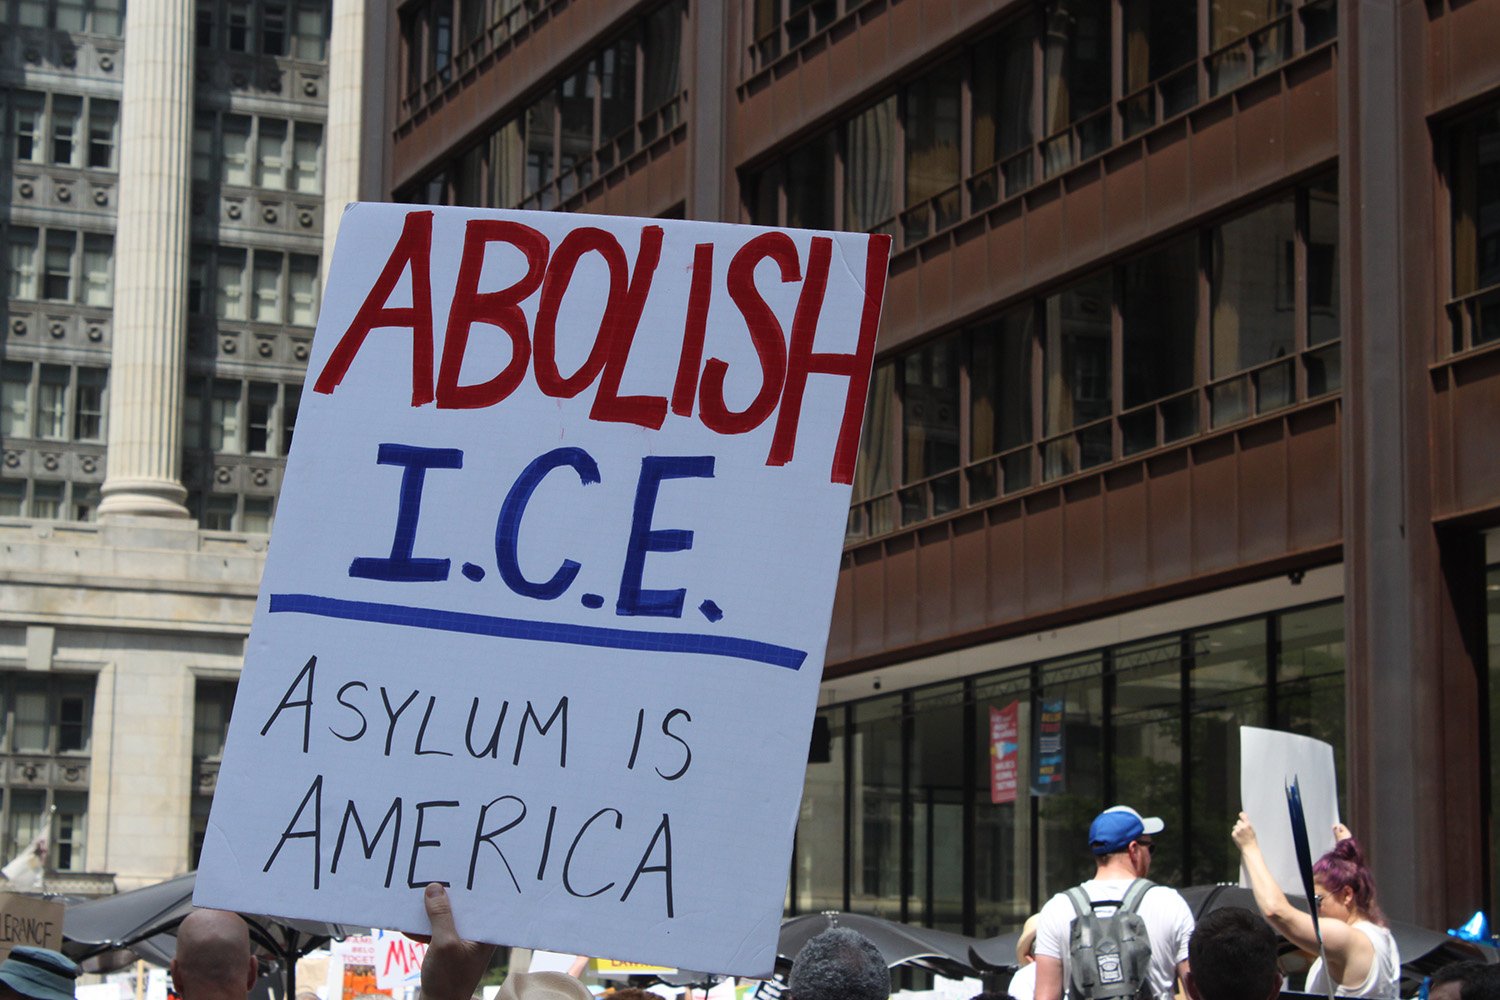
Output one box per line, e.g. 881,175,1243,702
312,212,891,485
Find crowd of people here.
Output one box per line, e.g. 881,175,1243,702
1,805,1494,1000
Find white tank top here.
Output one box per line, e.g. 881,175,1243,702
1305,920,1401,998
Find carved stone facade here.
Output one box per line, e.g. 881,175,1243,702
0,0,360,888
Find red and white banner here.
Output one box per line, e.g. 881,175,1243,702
989,702,1019,805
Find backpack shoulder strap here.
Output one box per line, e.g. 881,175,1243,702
1065,886,1096,919
1117,879,1156,915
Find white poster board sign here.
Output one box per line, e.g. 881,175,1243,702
373,930,428,990
195,204,891,976
1238,726,1341,895
331,934,377,966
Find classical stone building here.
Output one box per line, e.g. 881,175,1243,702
0,0,372,890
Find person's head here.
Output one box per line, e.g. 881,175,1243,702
604,990,657,1000
1183,908,1281,1000
0,947,81,1000
1311,837,1384,926
787,928,890,1000
1429,960,1500,1000
496,972,592,1000
1015,915,1041,966
170,909,257,1000
1088,805,1163,877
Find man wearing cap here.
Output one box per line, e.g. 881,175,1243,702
0,947,81,1000
1032,806,1194,1000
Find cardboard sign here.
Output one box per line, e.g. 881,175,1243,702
0,893,62,959
194,205,891,976
988,703,1019,805
332,934,378,966
1238,726,1341,894
595,959,676,978
373,930,428,990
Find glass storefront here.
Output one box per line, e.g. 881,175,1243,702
790,598,1345,933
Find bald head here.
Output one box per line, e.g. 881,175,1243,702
171,910,256,1000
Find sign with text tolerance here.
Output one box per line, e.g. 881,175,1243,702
194,204,891,977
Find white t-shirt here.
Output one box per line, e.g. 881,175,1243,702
1033,878,1194,1000
1305,920,1401,998
1008,962,1038,1000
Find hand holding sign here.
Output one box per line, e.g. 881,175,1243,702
194,206,891,975
416,884,494,1000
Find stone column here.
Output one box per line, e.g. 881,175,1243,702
323,0,376,266
99,0,193,519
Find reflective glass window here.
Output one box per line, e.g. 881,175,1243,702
794,709,846,914
51,96,81,166
973,670,1033,936
844,97,896,233
850,696,904,919
785,133,835,231
910,684,966,931
1036,655,1105,899
1189,622,1268,883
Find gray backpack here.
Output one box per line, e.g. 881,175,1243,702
1065,879,1156,1000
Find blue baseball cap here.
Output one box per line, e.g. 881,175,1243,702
1089,805,1164,855
0,947,80,1000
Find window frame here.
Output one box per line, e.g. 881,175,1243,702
0,361,109,446
7,92,120,172
3,225,115,307
183,376,302,460
0,673,97,873
191,110,325,193
844,173,1341,544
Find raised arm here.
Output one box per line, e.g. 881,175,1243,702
1230,814,1357,961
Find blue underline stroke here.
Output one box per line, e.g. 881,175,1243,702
268,593,808,671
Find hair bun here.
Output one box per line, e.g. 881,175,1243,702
1332,836,1366,866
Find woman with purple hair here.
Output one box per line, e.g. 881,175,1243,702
1231,814,1400,998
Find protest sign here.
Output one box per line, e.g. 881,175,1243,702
0,893,62,959
331,934,387,1000
595,959,676,978
194,205,891,976
332,934,378,966
1238,726,1341,894
374,930,428,990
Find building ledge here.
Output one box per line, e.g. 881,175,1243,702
0,518,267,575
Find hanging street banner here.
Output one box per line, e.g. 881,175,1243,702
1032,698,1065,795
194,204,891,977
989,702,1020,805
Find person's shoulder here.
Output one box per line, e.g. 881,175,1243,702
1034,889,1082,950
1139,884,1194,922
1038,889,1077,918
1141,882,1187,899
